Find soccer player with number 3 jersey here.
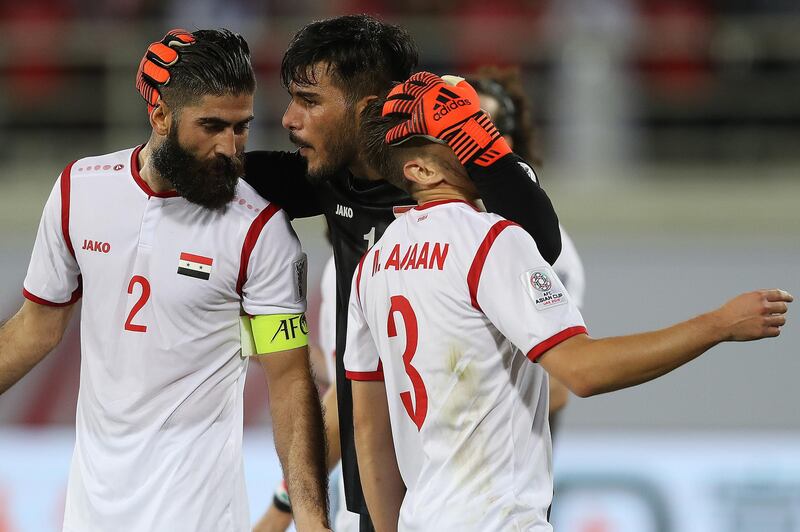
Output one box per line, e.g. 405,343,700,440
345,75,793,531
0,29,329,531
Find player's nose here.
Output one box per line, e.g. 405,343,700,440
215,130,237,158
282,101,300,131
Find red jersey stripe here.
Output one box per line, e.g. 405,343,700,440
130,145,179,198
346,370,385,381
467,220,518,311
23,283,82,308
527,326,587,362
236,203,281,295
179,252,213,266
60,160,77,259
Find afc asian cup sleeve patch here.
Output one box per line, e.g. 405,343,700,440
521,268,568,311
293,253,307,303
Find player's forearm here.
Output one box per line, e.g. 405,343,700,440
269,365,329,529
548,376,570,414
548,314,723,397
353,382,404,532
0,302,71,394
354,421,404,532
469,154,561,265
320,382,341,470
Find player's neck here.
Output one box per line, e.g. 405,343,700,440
347,154,382,182
414,185,475,207
137,141,176,194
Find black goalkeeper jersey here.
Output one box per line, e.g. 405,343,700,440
243,149,561,519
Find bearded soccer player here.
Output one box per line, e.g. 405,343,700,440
140,15,564,532
342,75,792,531
0,29,329,531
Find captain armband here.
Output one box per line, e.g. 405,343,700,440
241,313,309,356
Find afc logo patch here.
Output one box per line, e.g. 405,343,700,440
521,269,567,311
293,254,308,303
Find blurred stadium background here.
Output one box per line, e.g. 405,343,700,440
1,1,798,531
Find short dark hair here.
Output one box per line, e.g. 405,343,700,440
359,98,414,192
281,15,418,104
161,29,255,111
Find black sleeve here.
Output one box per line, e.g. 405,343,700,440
468,153,562,265
243,150,324,219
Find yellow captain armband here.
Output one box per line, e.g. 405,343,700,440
240,313,309,356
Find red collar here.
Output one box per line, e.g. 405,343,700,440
413,199,478,211
130,145,180,198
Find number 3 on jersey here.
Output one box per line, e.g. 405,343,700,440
387,295,428,430
125,275,150,333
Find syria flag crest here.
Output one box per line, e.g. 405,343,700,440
177,252,213,280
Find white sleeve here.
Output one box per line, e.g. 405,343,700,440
241,208,307,316
343,258,383,381
553,225,586,309
474,224,586,362
318,255,338,381
23,174,81,306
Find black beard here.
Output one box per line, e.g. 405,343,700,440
151,129,243,210
290,111,358,184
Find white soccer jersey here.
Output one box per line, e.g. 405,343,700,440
554,225,586,309
344,199,586,531
319,255,337,383
23,146,306,532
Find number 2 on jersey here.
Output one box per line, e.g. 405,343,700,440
124,275,150,333
387,295,428,430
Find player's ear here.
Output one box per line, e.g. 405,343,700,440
402,156,439,187
149,99,172,137
355,94,378,128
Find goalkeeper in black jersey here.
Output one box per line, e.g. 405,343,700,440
138,15,562,532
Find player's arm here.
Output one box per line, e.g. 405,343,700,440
548,377,569,414
352,380,403,532
343,256,404,530
382,72,561,264
253,380,342,532
539,289,793,397
468,154,561,265
257,343,330,531
0,300,75,394
243,151,325,219
3,166,83,395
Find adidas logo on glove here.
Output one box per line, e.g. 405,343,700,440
432,87,471,121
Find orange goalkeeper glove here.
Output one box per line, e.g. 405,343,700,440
382,71,511,167
135,28,195,114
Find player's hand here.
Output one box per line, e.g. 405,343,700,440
382,71,511,167
252,502,293,532
135,28,195,113
713,289,792,341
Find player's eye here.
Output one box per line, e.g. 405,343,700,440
234,123,251,135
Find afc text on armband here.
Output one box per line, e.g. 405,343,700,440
271,314,309,343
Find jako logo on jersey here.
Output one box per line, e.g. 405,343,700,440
270,314,309,343
432,87,471,121
335,204,353,218
82,240,111,253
